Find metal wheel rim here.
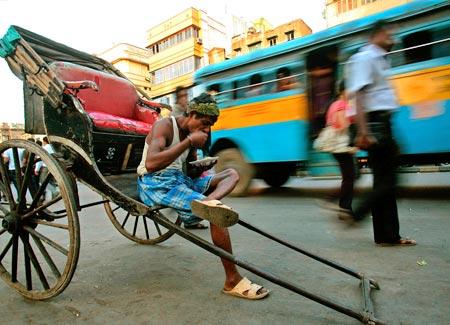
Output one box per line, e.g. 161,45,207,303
0,139,80,300
104,201,181,245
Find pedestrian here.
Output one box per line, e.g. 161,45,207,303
345,20,416,246
137,93,269,299
320,80,357,215
171,86,189,117
2,146,25,197
34,136,59,201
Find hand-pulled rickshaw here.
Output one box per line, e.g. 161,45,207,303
0,26,385,324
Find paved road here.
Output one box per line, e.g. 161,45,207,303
1,174,449,324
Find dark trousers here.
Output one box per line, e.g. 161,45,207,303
354,112,401,243
8,170,19,196
331,153,355,211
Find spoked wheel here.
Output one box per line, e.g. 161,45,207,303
104,202,181,245
0,139,80,300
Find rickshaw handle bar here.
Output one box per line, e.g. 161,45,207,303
237,219,380,289
152,213,385,325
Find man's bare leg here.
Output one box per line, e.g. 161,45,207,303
205,168,239,200
203,168,267,294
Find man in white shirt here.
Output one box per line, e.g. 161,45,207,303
34,137,59,202
345,20,416,246
2,146,25,197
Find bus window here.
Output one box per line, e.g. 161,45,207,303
391,25,450,67
207,83,226,104
245,74,263,97
232,80,238,100
404,30,432,64
207,83,221,96
275,67,299,92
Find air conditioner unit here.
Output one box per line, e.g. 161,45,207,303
196,38,203,45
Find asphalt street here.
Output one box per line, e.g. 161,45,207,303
1,173,449,325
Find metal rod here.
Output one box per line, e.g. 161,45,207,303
152,213,384,324
53,199,109,214
238,219,380,289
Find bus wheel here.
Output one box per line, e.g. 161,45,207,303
215,148,255,197
262,169,291,188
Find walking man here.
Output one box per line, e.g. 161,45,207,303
345,20,416,246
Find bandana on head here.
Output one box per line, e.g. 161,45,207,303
187,93,220,117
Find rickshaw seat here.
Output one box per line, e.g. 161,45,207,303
50,61,159,135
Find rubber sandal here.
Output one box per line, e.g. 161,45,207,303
184,222,208,230
222,277,269,300
191,199,239,228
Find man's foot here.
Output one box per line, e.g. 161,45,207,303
184,222,208,230
376,238,417,246
222,277,269,300
317,199,342,212
337,209,357,225
191,199,239,228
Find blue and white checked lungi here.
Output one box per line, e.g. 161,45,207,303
137,168,213,226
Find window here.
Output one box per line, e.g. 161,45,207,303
248,42,262,52
285,31,295,41
403,31,432,64
390,26,450,67
152,57,196,85
347,0,357,10
234,48,241,56
361,0,377,5
149,27,195,55
268,36,277,46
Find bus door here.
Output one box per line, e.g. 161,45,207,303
305,44,341,176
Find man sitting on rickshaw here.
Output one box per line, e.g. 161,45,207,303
137,93,269,300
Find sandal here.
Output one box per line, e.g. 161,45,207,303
377,238,417,246
184,222,208,230
222,277,269,300
191,199,239,228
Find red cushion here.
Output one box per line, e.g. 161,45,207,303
88,111,152,135
51,62,138,119
134,104,159,124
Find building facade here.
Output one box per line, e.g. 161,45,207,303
146,8,227,105
0,123,29,142
98,43,152,95
324,0,412,27
231,19,312,58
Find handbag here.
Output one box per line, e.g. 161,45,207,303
313,126,355,153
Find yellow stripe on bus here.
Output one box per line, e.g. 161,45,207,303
391,64,450,106
213,94,308,131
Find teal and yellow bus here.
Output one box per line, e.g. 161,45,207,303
194,0,450,195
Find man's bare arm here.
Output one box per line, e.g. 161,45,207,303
354,90,376,149
144,119,191,173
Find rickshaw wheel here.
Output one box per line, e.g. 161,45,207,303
104,202,181,245
215,148,255,197
0,139,80,300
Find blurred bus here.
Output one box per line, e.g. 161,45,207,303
194,0,450,196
